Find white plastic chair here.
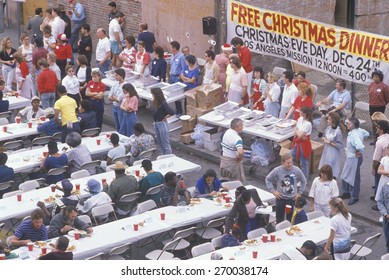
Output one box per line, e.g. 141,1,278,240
142,184,163,202
0,118,9,125
132,159,143,166
91,203,117,225
221,180,243,190
138,148,156,160
145,237,182,260
275,220,291,231
70,169,90,179
211,235,224,249
191,242,215,258
306,210,324,220
19,180,40,192
0,180,14,194
247,227,268,239
137,200,157,214
81,127,101,138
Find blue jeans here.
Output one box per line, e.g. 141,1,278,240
97,60,111,78
2,64,15,89
374,165,381,196
91,100,104,129
384,218,389,253
69,19,85,50
341,156,363,199
290,144,309,179
119,111,137,137
112,105,123,132
40,92,56,109
154,121,172,155
61,122,80,143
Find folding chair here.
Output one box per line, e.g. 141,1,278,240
70,169,90,179
141,184,163,202
247,227,268,239
194,216,225,242
0,118,9,125
132,159,143,166
91,203,117,225
156,154,175,160
0,181,14,196
275,220,291,231
78,215,92,226
19,179,40,192
112,154,132,165
138,148,156,160
306,211,324,220
3,140,23,151
191,242,215,258
116,192,141,216
221,180,243,190
381,253,389,260
106,243,131,260
137,200,157,214
211,235,224,250
52,132,62,142
349,233,382,260
0,222,5,233
47,166,68,181
81,127,101,138
145,237,182,260
85,252,105,260
31,136,52,148
161,226,197,259
351,101,369,125
80,160,101,175
0,111,12,120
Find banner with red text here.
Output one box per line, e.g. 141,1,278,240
227,0,389,85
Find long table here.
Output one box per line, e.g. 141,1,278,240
5,95,30,111
0,122,41,142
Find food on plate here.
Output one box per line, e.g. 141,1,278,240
71,190,81,195
291,225,302,232
313,219,321,224
44,196,56,203
244,239,256,245
214,197,222,204
67,245,76,251
189,203,195,207
190,198,201,204
276,237,282,242
34,241,47,248
285,225,303,235
54,194,62,198
223,203,233,208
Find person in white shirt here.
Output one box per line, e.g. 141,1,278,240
263,72,281,117
62,65,82,106
47,52,61,81
109,12,125,69
77,179,111,220
95,28,111,78
279,70,298,119
50,8,66,41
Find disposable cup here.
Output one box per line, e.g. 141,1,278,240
40,116,46,122
225,196,231,203
27,242,33,251
2,126,7,132
285,205,292,215
75,184,81,191
133,224,139,231
17,193,22,202
51,185,56,192
15,92,19,98
101,178,107,185
0,254,5,260
27,122,32,128
41,247,47,254
262,235,268,243
160,213,166,220
252,250,258,258
135,170,140,177
270,234,276,242
96,139,101,145
74,232,80,240
43,151,48,158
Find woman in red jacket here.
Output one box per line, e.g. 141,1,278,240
284,82,313,121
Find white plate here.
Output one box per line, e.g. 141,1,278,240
179,115,191,121
67,230,87,237
213,115,224,122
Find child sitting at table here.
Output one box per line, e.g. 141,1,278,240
291,196,308,225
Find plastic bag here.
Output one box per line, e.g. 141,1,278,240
191,124,209,148
250,138,275,166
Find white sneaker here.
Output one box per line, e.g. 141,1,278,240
379,216,383,223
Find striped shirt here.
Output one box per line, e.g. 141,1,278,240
15,219,48,242
221,129,243,158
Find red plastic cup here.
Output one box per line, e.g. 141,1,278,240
101,178,107,185
17,193,22,202
74,232,80,240
252,250,258,259
51,185,56,192
3,126,7,132
181,180,186,189
67,10,73,16
27,242,33,251
160,213,166,220
106,133,111,138
285,205,292,215
43,151,48,158
41,247,47,254
0,254,5,260
40,116,46,122
96,139,101,145
27,122,32,128
135,170,140,177
15,117,21,124
75,184,81,191
262,235,268,243
222,193,227,200
270,234,276,242
225,196,231,203
15,92,19,98
133,224,139,231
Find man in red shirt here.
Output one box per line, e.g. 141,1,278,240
231,37,253,105
37,58,58,109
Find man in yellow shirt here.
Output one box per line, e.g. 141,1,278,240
54,85,80,142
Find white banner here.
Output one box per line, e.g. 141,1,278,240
226,0,389,85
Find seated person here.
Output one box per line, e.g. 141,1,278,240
291,196,308,225
78,99,97,132
48,205,93,238
0,152,14,198
0,90,9,113
65,132,94,174
0,239,9,254
125,123,155,163
101,133,126,171
77,179,112,218
281,240,317,260
160,172,191,206
18,96,45,121
316,79,351,137
37,107,62,136
0,79,16,96
38,236,73,260
193,169,223,198
138,159,164,204
221,226,242,248
41,140,68,184
8,209,48,248
225,189,267,239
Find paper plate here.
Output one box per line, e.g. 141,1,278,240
179,115,191,121
213,115,224,122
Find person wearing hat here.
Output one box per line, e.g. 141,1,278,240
18,96,45,121
54,33,72,79
77,179,111,217
40,140,68,185
103,161,138,217
37,107,62,136
231,37,253,100
138,159,164,204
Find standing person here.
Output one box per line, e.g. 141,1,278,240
324,198,352,260
279,70,298,119
58,4,71,40
32,37,49,76
309,164,339,217
220,118,245,183
54,85,80,143
215,43,233,94
180,54,199,90
67,0,86,52
262,72,281,117
377,145,389,253
119,35,136,71
231,37,253,98
18,34,35,77
169,41,186,115
290,106,313,179
54,34,72,79
78,24,92,66
318,112,344,178
150,46,167,82
95,28,111,78
76,54,91,100
137,23,156,55
42,25,56,52
119,83,138,137
251,66,267,111
47,52,61,81
371,120,389,211
50,8,66,40
85,70,106,129
202,50,219,85
37,58,58,109
134,41,150,76
40,8,54,32
293,71,310,87
0,37,16,89
151,88,175,155
62,65,82,106
284,82,313,121
108,2,126,29
108,68,125,131
109,12,125,69
368,70,389,145
265,153,306,224
226,56,247,105
340,117,369,205
13,53,32,99
27,8,44,42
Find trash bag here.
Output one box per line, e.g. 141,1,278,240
191,124,209,148
250,138,275,167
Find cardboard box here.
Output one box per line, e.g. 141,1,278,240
279,140,292,156
310,140,324,173
186,105,213,118
203,127,223,141
180,132,194,144
203,138,221,152
185,89,198,107
181,116,197,134
196,83,222,110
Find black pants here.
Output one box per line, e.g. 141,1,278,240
275,198,294,224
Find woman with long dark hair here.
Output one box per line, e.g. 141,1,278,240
119,83,138,137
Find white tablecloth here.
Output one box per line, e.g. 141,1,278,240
0,122,40,142
5,96,30,111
